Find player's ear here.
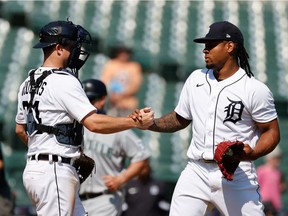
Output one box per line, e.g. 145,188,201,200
226,41,235,52
226,41,238,56
55,44,63,55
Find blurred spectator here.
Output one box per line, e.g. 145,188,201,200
100,46,143,117
257,146,286,215
0,144,14,216
122,161,170,216
263,201,278,216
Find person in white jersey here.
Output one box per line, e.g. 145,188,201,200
135,21,280,216
79,79,150,216
14,20,153,216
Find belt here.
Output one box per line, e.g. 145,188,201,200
203,159,216,163
30,154,71,164
79,191,109,201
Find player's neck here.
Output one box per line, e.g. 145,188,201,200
213,65,240,81
42,59,65,68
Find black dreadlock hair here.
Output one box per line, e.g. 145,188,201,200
236,44,254,78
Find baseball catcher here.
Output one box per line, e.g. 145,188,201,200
214,140,244,181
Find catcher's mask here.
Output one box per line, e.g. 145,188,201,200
33,20,92,73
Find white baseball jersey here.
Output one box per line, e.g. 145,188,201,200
15,67,96,216
15,67,96,158
79,128,150,215
171,68,277,216
175,68,277,160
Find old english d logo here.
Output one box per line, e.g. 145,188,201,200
223,97,244,124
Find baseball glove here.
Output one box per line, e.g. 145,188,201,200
214,140,244,181
73,154,95,184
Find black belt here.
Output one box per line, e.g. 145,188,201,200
30,154,71,164
79,191,109,201
203,159,216,163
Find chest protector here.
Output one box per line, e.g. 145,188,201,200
26,69,83,147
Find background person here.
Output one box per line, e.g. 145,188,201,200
122,161,170,216
0,144,14,216
79,79,150,216
257,146,286,215
100,46,143,117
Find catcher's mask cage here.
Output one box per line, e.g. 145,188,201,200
33,20,92,74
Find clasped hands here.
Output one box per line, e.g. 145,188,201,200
129,107,154,130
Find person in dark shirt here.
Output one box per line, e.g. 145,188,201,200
122,161,170,216
0,144,14,215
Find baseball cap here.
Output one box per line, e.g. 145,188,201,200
82,79,107,101
193,21,244,44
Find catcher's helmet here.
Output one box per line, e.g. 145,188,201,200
34,20,92,72
82,79,107,101
33,20,90,48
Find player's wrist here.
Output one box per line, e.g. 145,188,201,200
117,173,127,185
127,117,138,129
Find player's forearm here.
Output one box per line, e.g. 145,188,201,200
15,123,28,145
118,160,147,185
83,112,153,133
253,132,280,160
88,114,137,133
149,111,190,133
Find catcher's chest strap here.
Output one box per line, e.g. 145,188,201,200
36,124,74,137
28,69,53,109
35,123,82,147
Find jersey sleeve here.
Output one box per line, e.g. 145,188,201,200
119,130,150,163
249,80,278,123
51,74,96,123
15,81,27,124
174,75,193,120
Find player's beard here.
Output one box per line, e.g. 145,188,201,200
206,63,214,69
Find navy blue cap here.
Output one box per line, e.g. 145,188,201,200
194,21,244,44
82,79,107,101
